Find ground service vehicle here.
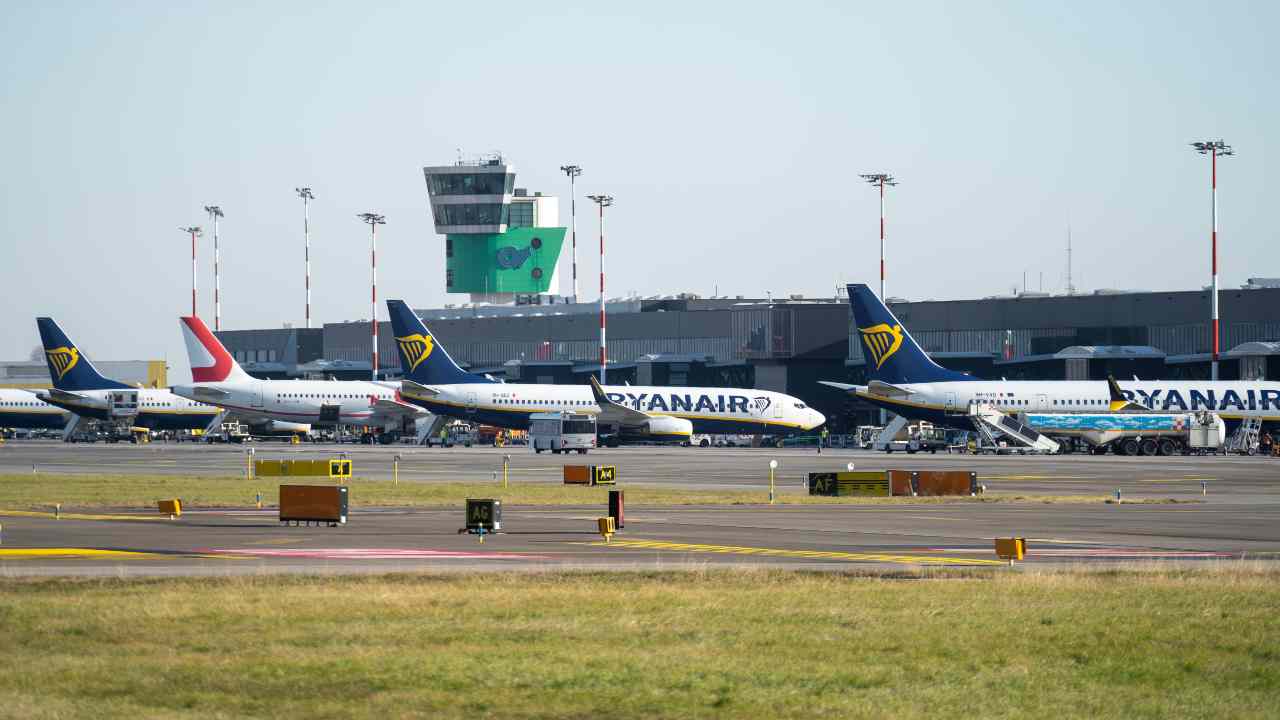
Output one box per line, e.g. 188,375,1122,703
1027,411,1226,456
530,412,597,454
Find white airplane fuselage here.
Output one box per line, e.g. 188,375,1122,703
173,379,410,428
0,388,69,429
410,382,825,433
853,379,1280,429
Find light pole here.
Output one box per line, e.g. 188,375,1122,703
296,188,315,329
179,226,202,317
859,173,897,300
204,206,224,330
358,213,386,381
1190,140,1234,381
587,194,613,383
559,165,582,303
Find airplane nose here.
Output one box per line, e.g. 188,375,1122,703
810,409,826,428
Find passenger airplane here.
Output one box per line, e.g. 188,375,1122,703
386,299,825,441
171,315,427,435
0,388,69,431
33,317,221,433
821,284,1280,431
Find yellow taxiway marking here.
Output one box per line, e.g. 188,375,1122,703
1137,477,1216,483
0,548,162,560
0,509,170,522
587,539,1004,566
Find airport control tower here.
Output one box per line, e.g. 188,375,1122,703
424,155,567,304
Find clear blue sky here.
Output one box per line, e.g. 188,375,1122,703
1,1,1274,380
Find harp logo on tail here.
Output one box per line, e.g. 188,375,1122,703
45,346,80,380
859,324,904,370
396,334,435,373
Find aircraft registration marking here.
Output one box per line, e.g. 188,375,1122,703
587,539,1003,566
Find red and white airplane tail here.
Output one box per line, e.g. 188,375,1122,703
180,316,252,383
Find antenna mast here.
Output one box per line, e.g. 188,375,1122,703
1066,225,1075,296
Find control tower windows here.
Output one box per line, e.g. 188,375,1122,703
434,204,510,226
508,201,535,228
428,173,515,196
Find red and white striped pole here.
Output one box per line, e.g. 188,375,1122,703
588,194,613,383
879,178,886,301
205,206,223,331
1211,148,1219,381
180,226,202,318
1191,140,1232,382
358,213,386,382
859,173,896,300
297,188,314,330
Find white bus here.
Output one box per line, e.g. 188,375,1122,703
530,412,597,454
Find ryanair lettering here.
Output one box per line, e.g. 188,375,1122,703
859,323,904,370
395,333,434,373
1122,388,1280,412
45,346,79,380
606,392,754,415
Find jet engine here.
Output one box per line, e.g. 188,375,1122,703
251,420,312,434
641,415,693,441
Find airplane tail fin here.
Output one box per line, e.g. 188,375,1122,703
846,283,970,384
386,300,494,385
35,317,130,391
180,315,251,383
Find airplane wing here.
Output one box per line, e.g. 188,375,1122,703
817,380,912,397
186,385,230,401
371,396,428,418
589,376,654,427
37,388,108,410
867,380,914,396
399,380,440,400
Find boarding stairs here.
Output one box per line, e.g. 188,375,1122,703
968,403,1060,454
1225,416,1263,455
872,414,910,451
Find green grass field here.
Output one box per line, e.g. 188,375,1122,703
0,568,1276,719
0,473,1145,510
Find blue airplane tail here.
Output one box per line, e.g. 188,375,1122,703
35,317,131,391
385,300,495,385
846,284,970,384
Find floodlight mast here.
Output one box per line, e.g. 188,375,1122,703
560,165,582,303
358,213,386,381
859,173,897,301
296,188,315,329
179,226,203,317
587,194,613,384
1190,140,1234,381
204,206,224,331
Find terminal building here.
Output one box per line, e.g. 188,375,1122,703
0,359,167,390
216,284,1280,433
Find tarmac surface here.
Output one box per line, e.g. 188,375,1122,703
1,440,1278,576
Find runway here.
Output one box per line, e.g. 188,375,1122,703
1,441,1278,576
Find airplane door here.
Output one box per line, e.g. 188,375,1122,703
1036,394,1048,412
465,391,477,415
251,383,264,409
945,392,957,412
772,398,783,419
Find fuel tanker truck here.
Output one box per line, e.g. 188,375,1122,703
1025,410,1225,456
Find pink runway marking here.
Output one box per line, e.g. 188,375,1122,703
202,548,550,561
